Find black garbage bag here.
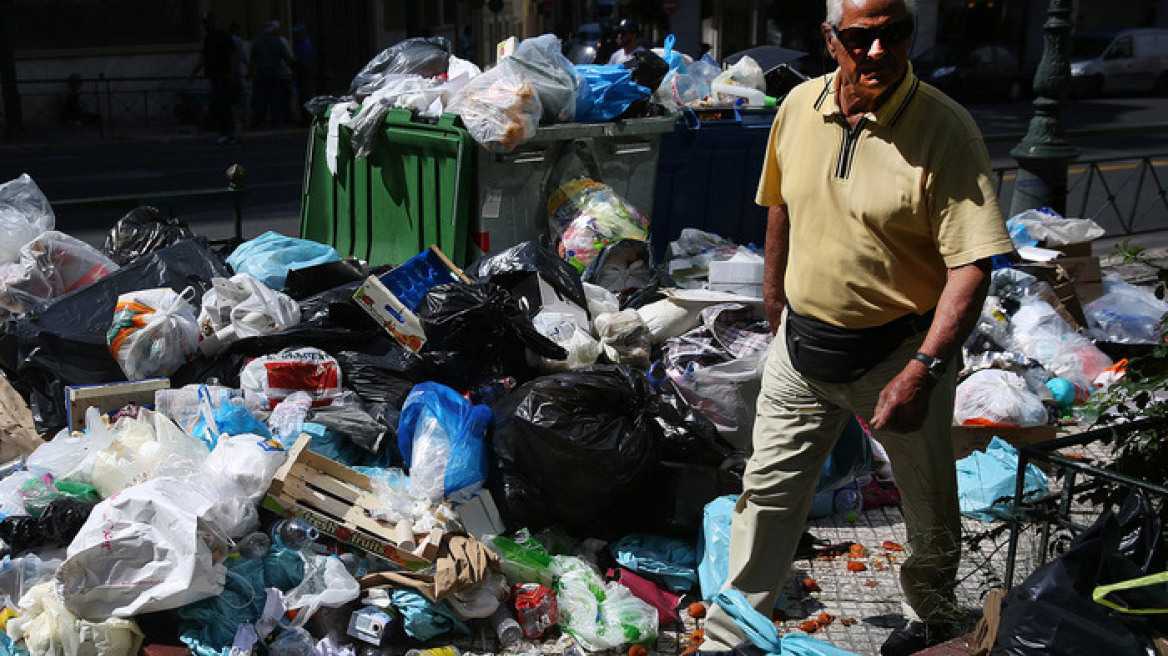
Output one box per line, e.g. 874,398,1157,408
417,281,567,386
0,499,95,557
101,207,197,266
490,365,662,538
584,239,676,310
656,381,737,465
465,241,589,315
0,239,229,432
349,37,452,98
992,489,1168,655
618,50,669,119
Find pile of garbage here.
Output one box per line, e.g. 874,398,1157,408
0,169,891,656
306,34,783,156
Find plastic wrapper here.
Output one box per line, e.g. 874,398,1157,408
511,34,579,122
1085,276,1168,345
0,231,119,321
550,555,657,651
18,474,98,517
583,282,620,319
89,407,211,499
0,470,36,519
108,287,200,380
574,64,652,122
448,70,542,153
0,238,229,433
1006,295,1113,393
155,384,248,435
398,382,492,504
490,366,661,537
239,347,343,410
954,369,1049,427
547,179,649,272
0,498,94,558
390,587,470,641
594,310,651,367
711,56,766,97
278,552,360,628
197,273,301,356
25,408,115,486
583,238,656,295
0,553,63,610
609,533,698,592
0,174,54,265
54,476,230,618
226,231,341,292
1007,207,1105,247
6,581,143,656
348,37,452,98
101,207,196,266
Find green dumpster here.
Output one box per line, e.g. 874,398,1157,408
301,107,675,267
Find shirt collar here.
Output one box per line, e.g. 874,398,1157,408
815,63,919,126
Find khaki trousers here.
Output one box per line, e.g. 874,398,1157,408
702,311,961,650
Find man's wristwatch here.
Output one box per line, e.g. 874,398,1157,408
911,352,946,381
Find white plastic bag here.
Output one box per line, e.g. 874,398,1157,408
583,282,620,320
532,311,602,371
0,231,118,320
0,174,55,264
711,56,766,95
197,273,301,356
449,68,542,153
109,287,200,380
668,355,764,455
550,555,657,651
7,581,143,656
89,408,210,499
1006,295,1113,392
201,433,287,503
1008,207,1104,246
0,470,36,518
954,369,1049,427
54,477,229,618
637,298,703,344
25,407,117,486
279,552,360,627
0,554,63,611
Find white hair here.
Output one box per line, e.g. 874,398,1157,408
825,0,918,26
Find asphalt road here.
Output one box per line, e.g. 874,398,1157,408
1,95,1166,249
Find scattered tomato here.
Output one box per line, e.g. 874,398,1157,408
797,620,819,633
848,543,867,558
815,613,836,627
840,617,858,626
801,577,821,592
863,579,878,587
846,560,867,572
882,540,905,552
688,602,707,619
629,645,647,656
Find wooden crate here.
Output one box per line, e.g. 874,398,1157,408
264,434,434,571
65,378,169,432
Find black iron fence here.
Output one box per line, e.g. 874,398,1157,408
19,74,212,137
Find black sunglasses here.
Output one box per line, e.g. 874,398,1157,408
831,19,914,52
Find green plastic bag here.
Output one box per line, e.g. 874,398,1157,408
490,529,554,587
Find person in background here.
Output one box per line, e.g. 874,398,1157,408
190,12,237,144
606,18,646,66
249,19,294,129
458,24,475,63
228,22,250,132
291,24,316,127
696,0,1014,654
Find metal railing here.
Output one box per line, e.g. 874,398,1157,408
18,74,209,137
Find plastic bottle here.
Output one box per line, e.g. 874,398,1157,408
711,82,777,107
833,481,862,524
235,531,271,559
489,606,524,648
269,518,319,551
404,648,461,656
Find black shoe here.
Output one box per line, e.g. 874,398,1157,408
880,620,959,656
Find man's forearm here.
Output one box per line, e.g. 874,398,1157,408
763,204,790,331
916,259,993,364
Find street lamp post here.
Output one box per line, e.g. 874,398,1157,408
1009,0,1078,217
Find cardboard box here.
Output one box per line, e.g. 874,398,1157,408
352,246,469,353
454,489,506,540
1048,241,1093,258
1015,263,1087,329
952,424,1058,461
65,378,170,433
353,276,428,352
1052,255,1103,304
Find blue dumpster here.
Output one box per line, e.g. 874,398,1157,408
651,107,776,260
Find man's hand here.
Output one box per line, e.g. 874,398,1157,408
871,362,932,433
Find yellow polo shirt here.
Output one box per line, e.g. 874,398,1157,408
756,68,1013,329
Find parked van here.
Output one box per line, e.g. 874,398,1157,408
1069,28,1168,97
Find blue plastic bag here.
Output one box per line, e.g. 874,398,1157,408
575,65,652,122
390,588,470,641
816,414,876,493
958,436,1048,522
190,386,270,450
398,382,491,503
610,533,699,593
714,589,862,656
697,495,736,601
225,231,340,291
